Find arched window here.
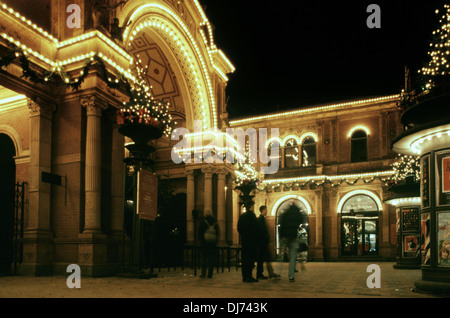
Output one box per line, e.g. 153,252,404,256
284,138,299,168
351,130,368,163
301,137,316,167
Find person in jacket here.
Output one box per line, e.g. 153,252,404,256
237,203,259,282
278,204,303,282
256,206,279,279
198,212,219,278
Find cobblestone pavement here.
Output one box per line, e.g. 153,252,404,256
0,262,447,298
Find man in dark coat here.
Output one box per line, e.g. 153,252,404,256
279,204,303,282
198,212,219,278
237,203,259,282
256,206,278,279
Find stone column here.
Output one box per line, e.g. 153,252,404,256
185,169,195,243
81,95,106,234
110,123,124,235
216,169,226,244
314,189,324,260
232,188,240,245
21,98,55,276
79,95,109,277
202,167,213,214
330,186,339,259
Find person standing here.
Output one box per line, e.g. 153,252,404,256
256,206,279,279
279,204,303,282
198,212,219,278
237,203,259,283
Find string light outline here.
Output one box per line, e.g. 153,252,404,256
229,95,400,125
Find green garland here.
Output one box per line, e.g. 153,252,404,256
254,175,391,192
0,43,131,93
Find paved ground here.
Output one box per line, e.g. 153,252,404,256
0,262,446,299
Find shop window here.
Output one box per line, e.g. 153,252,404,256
284,138,299,168
301,137,316,167
351,130,368,163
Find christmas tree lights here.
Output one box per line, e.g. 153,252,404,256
417,4,450,90
117,60,174,137
234,140,260,187
386,154,421,187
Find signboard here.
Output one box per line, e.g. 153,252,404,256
421,155,430,208
341,194,378,213
421,213,431,266
438,212,450,266
402,207,420,232
442,157,450,193
403,235,419,258
137,169,158,221
436,151,450,206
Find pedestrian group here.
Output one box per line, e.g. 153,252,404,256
198,202,307,282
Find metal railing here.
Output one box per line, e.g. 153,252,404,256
149,244,241,275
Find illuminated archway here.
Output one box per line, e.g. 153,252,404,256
118,1,218,130
337,190,383,214
270,194,312,216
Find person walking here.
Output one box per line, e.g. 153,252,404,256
198,212,219,278
237,203,259,283
278,204,303,282
256,206,279,279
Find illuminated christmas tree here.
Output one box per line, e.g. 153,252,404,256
117,60,174,138
398,4,450,110
234,141,261,210
387,154,421,187
417,4,450,92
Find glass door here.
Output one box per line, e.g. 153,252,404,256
363,220,378,255
341,218,378,256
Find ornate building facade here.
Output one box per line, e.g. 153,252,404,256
0,0,405,277
0,0,233,276
228,95,403,261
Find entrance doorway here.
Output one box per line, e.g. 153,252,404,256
340,193,380,256
275,198,309,257
0,133,16,275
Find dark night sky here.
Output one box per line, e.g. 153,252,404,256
201,0,448,119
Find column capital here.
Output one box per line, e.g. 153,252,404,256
80,95,108,116
27,98,56,119
185,168,195,178
201,166,214,177
217,169,226,179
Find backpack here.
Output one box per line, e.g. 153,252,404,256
203,220,217,243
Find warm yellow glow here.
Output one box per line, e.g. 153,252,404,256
229,95,399,125
0,94,26,105
299,132,319,144
347,125,371,138
261,170,394,185
270,195,312,216
384,197,421,207
410,127,450,154
281,135,301,147
123,2,234,130
337,190,383,213
265,137,282,148
0,2,58,44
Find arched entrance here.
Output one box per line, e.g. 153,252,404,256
0,133,16,275
339,191,382,256
273,196,311,257
119,1,220,131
